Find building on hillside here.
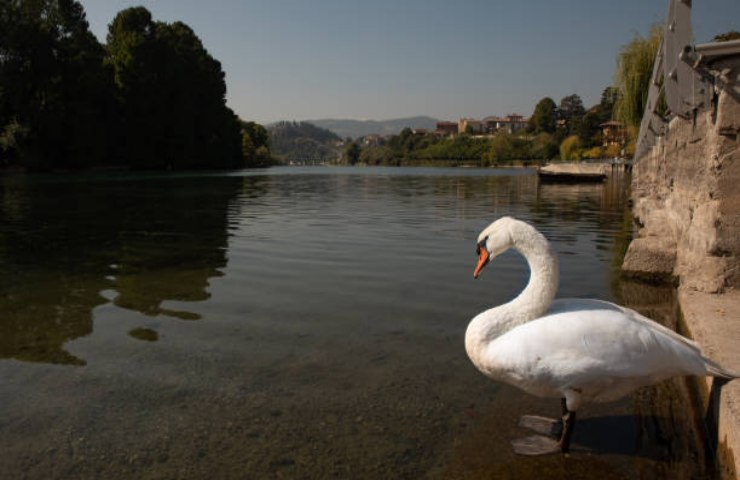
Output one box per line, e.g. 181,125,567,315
483,114,528,134
499,114,528,134
600,120,626,147
458,118,485,135
435,121,458,136
360,134,384,147
483,116,503,133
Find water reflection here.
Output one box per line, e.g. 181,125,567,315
0,167,714,479
619,280,715,479
0,174,243,364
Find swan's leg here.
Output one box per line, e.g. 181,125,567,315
558,408,576,454
558,389,581,454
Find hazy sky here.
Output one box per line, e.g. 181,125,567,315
79,0,740,124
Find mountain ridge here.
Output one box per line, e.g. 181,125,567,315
269,116,440,139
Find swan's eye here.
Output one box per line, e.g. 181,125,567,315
476,239,487,255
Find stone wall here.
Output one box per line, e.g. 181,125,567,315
622,58,740,292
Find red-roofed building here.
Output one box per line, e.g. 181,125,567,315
435,121,458,136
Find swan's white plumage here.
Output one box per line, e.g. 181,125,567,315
466,217,736,412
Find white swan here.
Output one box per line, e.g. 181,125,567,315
466,216,737,455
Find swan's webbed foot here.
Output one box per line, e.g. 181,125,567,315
511,435,561,455
518,415,562,438
512,398,576,456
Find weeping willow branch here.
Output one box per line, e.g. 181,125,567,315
614,25,664,129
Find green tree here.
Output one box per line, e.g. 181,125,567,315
106,7,241,169
0,2,242,171
268,121,341,164
344,142,361,165
558,94,585,124
242,121,269,151
559,135,582,161
241,121,271,167
488,132,515,162
614,25,662,129
530,132,558,160
597,86,620,122
359,146,393,165
386,127,417,159
713,30,740,42
0,0,115,169
528,97,557,134
576,111,602,148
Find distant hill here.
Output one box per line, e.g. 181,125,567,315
268,121,343,164
306,116,440,139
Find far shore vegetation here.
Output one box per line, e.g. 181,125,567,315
339,89,621,167
1,1,272,171
3,1,735,172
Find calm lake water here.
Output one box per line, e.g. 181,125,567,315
0,166,714,479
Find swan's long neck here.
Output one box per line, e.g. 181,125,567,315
504,232,559,323
465,225,559,368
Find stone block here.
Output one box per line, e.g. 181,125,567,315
621,237,677,283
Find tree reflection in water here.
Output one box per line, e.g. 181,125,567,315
0,173,245,364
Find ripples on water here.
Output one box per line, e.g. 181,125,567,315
0,167,714,479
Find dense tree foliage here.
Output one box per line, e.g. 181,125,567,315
558,94,585,125
344,142,361,165
269,121,341,164
614,25,662,129
714,30,740,42
529,132,559,160
528,97,557,134
241,121,272,167
559,135,581,160
574,87,620,149
106,7,244,169
576,112,602,148
0,0,115,169
0,1,264,170
598,86,620,120
555,93,585,139
352,129,558,166
417,135,491,161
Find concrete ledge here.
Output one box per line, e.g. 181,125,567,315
678,288,740,479
622,237,678,283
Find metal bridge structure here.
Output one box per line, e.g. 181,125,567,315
635,0,740,159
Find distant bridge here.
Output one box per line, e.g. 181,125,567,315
636,0,740,158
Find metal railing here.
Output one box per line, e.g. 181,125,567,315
635,0,740,159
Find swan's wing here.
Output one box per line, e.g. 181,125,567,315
489,301,710,390
569,299,739,379
551,298,701,351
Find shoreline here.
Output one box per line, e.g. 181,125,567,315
622,77,740,476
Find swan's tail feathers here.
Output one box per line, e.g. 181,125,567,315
704,357,740,380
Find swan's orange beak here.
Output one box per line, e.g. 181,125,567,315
473,248,489,279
